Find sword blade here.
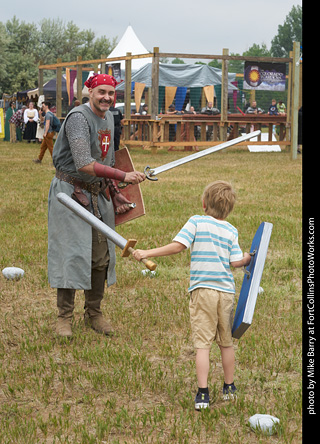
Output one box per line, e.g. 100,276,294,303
145,130,261,180
57,192,127,250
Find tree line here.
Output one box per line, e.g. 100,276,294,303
0,5,302,96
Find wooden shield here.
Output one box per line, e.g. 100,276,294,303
114,147,145,226
232,222,273,339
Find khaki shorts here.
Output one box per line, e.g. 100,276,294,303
189,288,234,349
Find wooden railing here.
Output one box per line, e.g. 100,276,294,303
121,113,289,152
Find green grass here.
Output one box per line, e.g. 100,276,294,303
0,140,302,443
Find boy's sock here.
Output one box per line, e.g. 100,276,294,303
223,382,234,388
198,387,209,395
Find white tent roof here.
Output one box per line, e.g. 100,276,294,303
108,25,152,71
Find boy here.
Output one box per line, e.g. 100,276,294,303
268,99,278,115
132,181,251,409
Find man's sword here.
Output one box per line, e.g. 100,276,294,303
144,130,261,181
118,130,261,188
56,192,157,271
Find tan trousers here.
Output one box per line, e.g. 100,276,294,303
38,131,54,161
10,122,17,143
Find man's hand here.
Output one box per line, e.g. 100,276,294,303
124,171,145,185
112,191,132,214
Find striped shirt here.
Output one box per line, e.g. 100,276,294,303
173,215,243,293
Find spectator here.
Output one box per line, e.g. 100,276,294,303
23,102,39,143
33,102,55,164
36,103,45,143
277,100,286,116
109,105,124,151
201,101,220,115
4,101,15,142
141,103,148,115
268,99,278,115
245,101,263,114
201,101,219,141
9,105,27,142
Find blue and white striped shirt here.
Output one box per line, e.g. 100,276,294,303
173,215,243,293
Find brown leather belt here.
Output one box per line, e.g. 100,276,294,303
55,170,110,219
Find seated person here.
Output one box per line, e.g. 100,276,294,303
268,99,278,115
201,101,220,115
246,100,263,114
277,100,286,115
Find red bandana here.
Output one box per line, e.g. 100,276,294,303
84,73,118,90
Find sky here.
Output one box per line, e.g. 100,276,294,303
2,0,302,56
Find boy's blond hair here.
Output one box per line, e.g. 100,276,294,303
202,180,236,220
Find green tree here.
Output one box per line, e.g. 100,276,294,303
0,17,117,95
271,5,302,57
2,17,39,94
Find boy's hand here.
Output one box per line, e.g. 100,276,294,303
132,249,148,261
243,252,251,266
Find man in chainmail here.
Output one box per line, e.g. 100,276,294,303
48,73,145,337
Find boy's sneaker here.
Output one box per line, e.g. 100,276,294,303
195,392,210,410
223,383,237,400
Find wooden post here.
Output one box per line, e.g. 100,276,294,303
38,61,44,97
291,41,300,160
151,47,159,119
220,48,229,141
124,52,132,139
56,58,62,118
76,56,83,103
100,56,106,74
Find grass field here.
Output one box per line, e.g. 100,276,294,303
0,140,302,443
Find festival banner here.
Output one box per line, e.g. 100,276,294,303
165,86,177,112
243,62,286,91
66,69,77,105
134,82,146,113
0,108,4,138
175,87,187,112
203,85,214,104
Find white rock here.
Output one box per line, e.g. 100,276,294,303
258,286,264,294
249,414,279,435
2,267,25,280
141,269,156,277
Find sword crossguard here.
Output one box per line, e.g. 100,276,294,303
144,166,158,181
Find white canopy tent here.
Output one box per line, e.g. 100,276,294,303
108,25,152,71
73,25,151,98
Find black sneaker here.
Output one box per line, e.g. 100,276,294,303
194,392,210,410
223,383,237,400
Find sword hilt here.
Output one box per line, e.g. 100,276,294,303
122,239,157,271
117,181,131,189
144,166,158,181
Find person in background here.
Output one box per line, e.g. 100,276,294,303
277,100,286,116
8,102,17,143
33,102,55,163
245,101,263,114
23,102,38,143
268,99,278,115
4,101,15,142
109,105,124,151
36,103,45,143
132,180,251,410
9,105,27,142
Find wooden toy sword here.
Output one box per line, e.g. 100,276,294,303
57,192,157,271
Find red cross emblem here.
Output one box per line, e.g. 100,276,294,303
98,129,111,160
